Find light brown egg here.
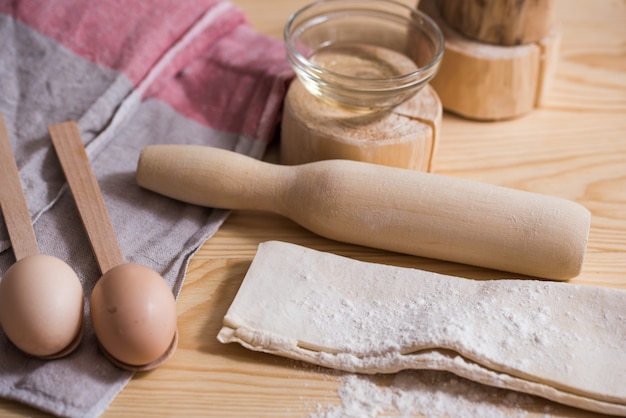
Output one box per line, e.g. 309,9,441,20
0,254,84,357
90,263,177,367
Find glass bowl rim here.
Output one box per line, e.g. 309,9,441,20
283,0,445,89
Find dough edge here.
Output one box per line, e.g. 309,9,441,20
218,322,626,417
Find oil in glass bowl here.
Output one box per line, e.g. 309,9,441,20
284,0,444,112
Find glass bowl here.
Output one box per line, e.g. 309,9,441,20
284,0,444,112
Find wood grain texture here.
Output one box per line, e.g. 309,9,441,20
137,144,590,280
49,121,125,273
1,0,625,417
0,114,39,260
281,80,441,171
439,0,556,45
422,0,562,120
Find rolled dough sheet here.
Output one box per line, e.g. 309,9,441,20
218,241,626,416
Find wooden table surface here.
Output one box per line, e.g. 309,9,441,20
2,0,625,416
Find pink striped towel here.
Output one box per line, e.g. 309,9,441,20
0,0,293,416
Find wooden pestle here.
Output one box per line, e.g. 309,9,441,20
136,145,591,280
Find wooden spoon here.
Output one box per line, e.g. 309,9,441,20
48,121,178,372
0,114,84,359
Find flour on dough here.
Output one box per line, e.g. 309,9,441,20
218,241,626,416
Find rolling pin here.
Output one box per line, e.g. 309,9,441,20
136,145,591,280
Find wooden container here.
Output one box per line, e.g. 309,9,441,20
280,78,441,172
419,0,561,121
439,0,556,46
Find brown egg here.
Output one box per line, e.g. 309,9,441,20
0,254,84,357
90,263,177,367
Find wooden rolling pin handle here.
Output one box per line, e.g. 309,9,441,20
136,145,590,280
137,145,287,213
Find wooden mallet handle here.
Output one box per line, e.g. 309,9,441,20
136,145,590,280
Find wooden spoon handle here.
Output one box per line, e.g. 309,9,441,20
136,144,591,280
49,121,124,274
0,114,39,260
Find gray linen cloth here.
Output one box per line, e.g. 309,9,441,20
0,0,293,416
